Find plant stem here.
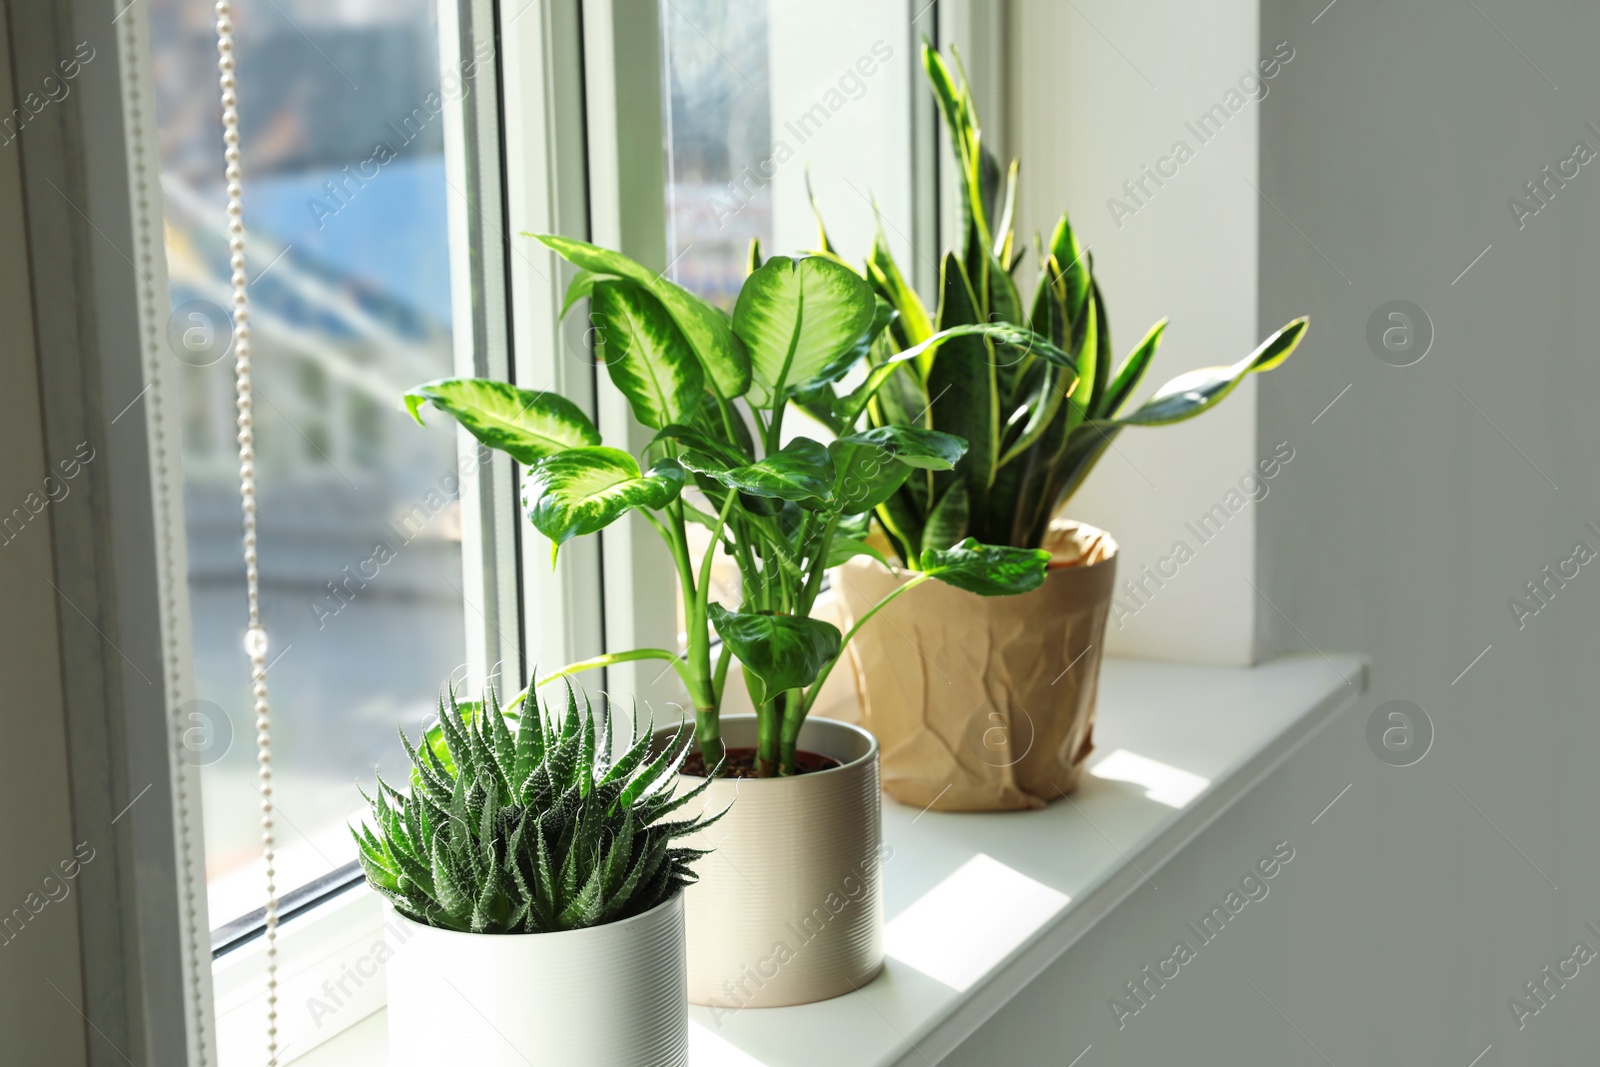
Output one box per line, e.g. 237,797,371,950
755,697,780,777
798,572,930,719
695,491,739,620
749,404,770,450
797,510,839,613
690,492,739,762
712,641,733,702
778,688,805,775
659,504,727,761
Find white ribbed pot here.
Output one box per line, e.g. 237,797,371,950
385,893,686,1067
659,714,884,1010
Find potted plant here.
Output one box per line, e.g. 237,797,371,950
810,43,1310,811
404,238,1061,1004
354,680,716,1066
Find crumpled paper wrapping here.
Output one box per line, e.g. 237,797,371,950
835,521,1117,812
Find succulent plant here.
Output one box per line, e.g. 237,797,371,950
353,680,719,934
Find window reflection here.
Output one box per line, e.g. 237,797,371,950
150,0,469,925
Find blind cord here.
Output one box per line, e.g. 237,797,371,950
215,3,279,1062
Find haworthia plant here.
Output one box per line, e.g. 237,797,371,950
806,41,1310,562
407,233,1061,775
353,679,720,933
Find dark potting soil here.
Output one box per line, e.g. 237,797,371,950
681,746,842,779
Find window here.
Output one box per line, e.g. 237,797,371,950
151,0,475,931
140,0,937,1058
659,0,925,649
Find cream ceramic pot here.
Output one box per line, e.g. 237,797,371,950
660,714,884,1011
386,893,686,1067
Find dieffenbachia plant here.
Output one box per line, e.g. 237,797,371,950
804,42,1309,561
406,235,1070,775
354,679,717,933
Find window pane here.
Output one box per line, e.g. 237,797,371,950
150,0,470,926
660,0,918,643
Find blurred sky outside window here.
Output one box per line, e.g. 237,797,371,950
151,0,473,927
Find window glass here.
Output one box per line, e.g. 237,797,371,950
659,0,919,642
150,0,470,927
662,0,774,312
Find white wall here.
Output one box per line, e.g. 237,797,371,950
947,0,1600,1063
1006,0,1267,665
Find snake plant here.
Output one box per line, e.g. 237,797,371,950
805,42,1309,562
406,236,1068,775
354,679,718,933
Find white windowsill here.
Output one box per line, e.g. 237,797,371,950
270,653,1366,1067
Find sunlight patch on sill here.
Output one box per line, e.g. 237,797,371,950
1088,748,1211,808
884,853,1069,992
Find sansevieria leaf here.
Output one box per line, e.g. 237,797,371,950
1116,317,1308,427
589,278,705,429
1098,318,1168,419
523,447,684,561
707,604,843,706
734,255,876,407
405,378,600,466
921,480,970,554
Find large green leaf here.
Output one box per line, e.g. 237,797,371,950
921,480,970,554
523,447,684,560
589,279,704,429
829,438,912,515
679,437,835,506
929,253,998,519
707,604,842,705
649,423,748,468
831,426,965,515
835,425,967,470
733,255,876,407
1039,214,1092,342
405,378,600,466
825,535,890,570
1116,318,1308,426
535,234,751,399
794,296,896,392
920,537,1050,596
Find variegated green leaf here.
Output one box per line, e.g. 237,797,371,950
404,378,600,466
523,447,684,560
734,255,876,407
535,233,751,399
590,279,705,429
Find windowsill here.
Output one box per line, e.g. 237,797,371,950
268,653,1366,1067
